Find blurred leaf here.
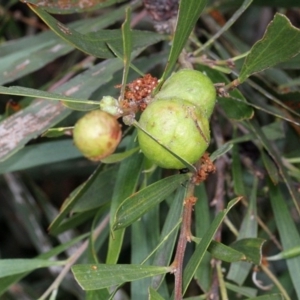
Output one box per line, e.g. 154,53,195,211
269,178,300,299
151,188,185,290
25,0,127,14
248,120,300,214
227,177,259,285
253,0,300,7
159,0,208,84
72,167,117,213
29,4,166,59
0,259,65,278
113,174,190,230
101,147,139,164
261,150,279,185
267,245,300,261
49,164,103,234
232,142,246,196
72,264,171,290
194,184,211,292
239,14,300,82
229,122,285,144
183,197,241,294
225,282,258,298
0,5,130,85
0,140,81,174
210,143,233,162
149,287,164,300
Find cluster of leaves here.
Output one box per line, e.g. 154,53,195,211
1,0,300,299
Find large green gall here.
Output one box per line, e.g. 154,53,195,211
137,99,210,169
73,110,121,161
155,69,216,118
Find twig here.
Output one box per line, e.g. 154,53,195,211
171,181,196,300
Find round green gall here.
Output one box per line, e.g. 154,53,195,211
155,69,216,118
73,110,121,161
137,99,210,169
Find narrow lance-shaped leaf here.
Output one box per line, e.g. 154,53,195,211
269,178,300,299
28,4,165,59
72,264,172,290
239,13,300,82
183,197,241,294
0,259,65,278
158,0,208,86
113,174,190,230
0,86,99,106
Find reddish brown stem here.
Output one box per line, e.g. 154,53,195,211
171,183,196,300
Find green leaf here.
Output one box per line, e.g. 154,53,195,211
248,119,300,215
230,238,265,265
261,150,279,185
0,140,81,174
106,135,143,264
25,0,127,14
49,164,104,234
101,147,139,164
0,259,65,278
183,197,241,294
225,282,257,298
232,142,246,196
149,287,164,300
239,14,300,82
119,7,132,98
227,177,259,285
267,245,300,261
71,167,116,213
269,179,300,299
0,86,99,107
72,264,171,290
151,188,185,289
28,4,166,59
159,0,208,84
113,174,190,230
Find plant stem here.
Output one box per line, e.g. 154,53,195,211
171,181,196,300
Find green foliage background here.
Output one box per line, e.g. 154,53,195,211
1,0,300,299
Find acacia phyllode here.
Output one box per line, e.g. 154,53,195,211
154,69,216,118
73,110,121,161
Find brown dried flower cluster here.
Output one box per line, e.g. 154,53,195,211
119,74,158,112
193,152,216,184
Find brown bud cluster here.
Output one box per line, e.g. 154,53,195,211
193,153,216,184
118,74,158,112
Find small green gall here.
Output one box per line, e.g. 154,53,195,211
73,110,121,161
137,99,210,169
155,69,216,118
